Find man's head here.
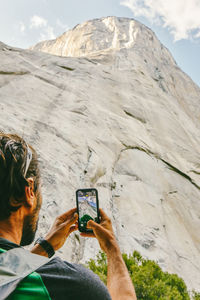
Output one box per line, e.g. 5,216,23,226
0,133,42,246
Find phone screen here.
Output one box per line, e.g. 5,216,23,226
76,188,99,232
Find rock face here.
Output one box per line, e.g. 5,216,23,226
1,16,200,291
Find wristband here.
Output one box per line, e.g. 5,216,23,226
34,237,55,258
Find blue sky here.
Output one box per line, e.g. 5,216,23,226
0,0,199,87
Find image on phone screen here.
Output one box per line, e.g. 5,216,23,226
77,189,99,231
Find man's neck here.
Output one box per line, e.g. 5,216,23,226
0,214,23,245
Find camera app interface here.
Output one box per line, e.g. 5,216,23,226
78,190,98,230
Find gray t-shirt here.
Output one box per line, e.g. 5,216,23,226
0,238,111,300
37,256,112,300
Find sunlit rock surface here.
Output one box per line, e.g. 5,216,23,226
1,17,200,291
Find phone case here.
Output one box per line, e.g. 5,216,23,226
76,188,100,233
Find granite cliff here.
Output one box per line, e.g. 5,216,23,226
1,16,200,291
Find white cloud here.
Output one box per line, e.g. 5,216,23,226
29,15,56,41
56,19,69,31
120,0,200,41
195,31,200,38
19,22,26,33
30,15,47,29
39,26,56,41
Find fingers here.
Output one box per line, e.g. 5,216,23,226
69,224,78,234
87,220,105,236
58,208,108,224
74,212,78,218
80,232,95,238
99,208,109,221
58,208,77,221
87,220,96,229
65,212,78,227
79,220,102,238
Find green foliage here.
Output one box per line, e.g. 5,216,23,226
122,251,189,300
192,291,200,300
87,251,107,284
87,250,199,300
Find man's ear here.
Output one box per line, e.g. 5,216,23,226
24,178,35,207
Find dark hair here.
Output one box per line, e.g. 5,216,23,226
0,133,40,220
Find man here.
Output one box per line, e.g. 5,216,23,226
0,133,136,300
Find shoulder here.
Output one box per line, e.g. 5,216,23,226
36,256,111,300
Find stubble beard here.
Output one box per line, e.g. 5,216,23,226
20,192,41,246
20,213,39,246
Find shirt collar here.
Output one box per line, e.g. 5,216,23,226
0,237,21,251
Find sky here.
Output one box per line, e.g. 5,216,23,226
0,0,199,87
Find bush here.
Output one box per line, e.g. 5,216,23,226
192,291,200,300
87,251,200,300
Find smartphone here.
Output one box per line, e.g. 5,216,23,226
76,188,100,233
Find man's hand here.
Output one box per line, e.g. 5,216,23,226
80,208,119,254
44,208,78,251
31,208,78,256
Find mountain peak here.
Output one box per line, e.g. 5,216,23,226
30,16,174,65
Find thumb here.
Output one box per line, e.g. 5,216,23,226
87,220,103,234
87,220,96,229
64,212,78,227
